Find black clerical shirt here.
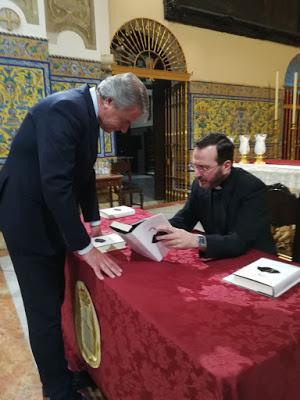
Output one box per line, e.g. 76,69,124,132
169,167,276,259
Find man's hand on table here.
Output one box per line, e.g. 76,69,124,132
155,225,199,249
79,247,123,280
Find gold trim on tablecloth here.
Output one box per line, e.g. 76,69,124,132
74,281,101,368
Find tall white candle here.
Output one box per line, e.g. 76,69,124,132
292,72,298,124
274,71,279,120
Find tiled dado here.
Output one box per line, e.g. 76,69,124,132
189,81,280,158
0,268,42,399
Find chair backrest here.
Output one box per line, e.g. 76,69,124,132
111,159,132,183
267,183,300,262
110,158,144,208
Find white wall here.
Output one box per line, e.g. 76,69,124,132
2,0,297,86
0,0,47,38
48,0,111,61
0,0,112,61
108,0,299,88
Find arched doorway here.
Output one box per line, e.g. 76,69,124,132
282,55,300,159
110,18,190,201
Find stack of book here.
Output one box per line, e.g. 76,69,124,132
223,257,300,297
100,205,135,219
92,233,126,253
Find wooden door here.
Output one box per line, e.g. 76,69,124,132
282,86,300,159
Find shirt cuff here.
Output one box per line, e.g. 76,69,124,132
90,220,101,226
77,242,93,255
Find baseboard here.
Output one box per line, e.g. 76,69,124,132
144,200,185,210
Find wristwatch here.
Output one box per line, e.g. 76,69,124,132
198,234,207,249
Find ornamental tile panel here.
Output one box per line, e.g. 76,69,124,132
0,59,51,159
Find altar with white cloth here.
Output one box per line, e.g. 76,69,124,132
234,162,300,195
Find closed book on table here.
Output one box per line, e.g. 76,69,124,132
110,213,171,262
223,257,300,297
100,206,135,219
92,233,126,253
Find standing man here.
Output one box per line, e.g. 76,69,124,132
0,73,149,399
156,133,276,259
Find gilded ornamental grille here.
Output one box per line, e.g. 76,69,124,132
111,18,186,72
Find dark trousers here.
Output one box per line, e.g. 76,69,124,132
6,247,75,399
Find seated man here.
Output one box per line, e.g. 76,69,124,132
157,133,276,259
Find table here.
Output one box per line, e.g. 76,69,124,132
234,162,300,195
96,174,123,206
62,210,300,400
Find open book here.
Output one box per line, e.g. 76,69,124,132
110,213,171,261
91,233,126,253
100,205,135,219
223,257,300,297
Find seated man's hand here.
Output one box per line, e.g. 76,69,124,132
78,247,123,280
155,225,199,249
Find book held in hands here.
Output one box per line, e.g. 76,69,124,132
100,205,135,219
110,213,171,262
92,233,126,253
223,257,300,297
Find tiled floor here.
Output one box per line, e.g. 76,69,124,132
131,174,154,202
0,266,42,400
1,255,29,340
0,201,184,400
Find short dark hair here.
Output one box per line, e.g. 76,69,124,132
195,133,234,164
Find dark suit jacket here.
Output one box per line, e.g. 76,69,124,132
169,167,276,259
0,85,99,256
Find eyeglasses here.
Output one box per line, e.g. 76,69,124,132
190,164,219,174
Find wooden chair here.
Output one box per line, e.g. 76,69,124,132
111,159,144,208
95,174,123,207
266,183,300,262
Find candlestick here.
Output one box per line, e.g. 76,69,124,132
239,135,250,164
254,134,267,164
292,72,298,124
273,119,280,158
274,71,279,120
291,123,297,160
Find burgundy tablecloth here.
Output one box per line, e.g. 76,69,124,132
62,209,300,400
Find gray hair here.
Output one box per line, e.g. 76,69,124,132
96,73,149,121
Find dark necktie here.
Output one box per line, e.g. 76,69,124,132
211,188,226,234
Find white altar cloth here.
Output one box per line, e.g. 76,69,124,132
234,163,300,195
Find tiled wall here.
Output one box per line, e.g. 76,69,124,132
0,32,115,161
0,33,51,161
189,81,280,161
1,32,281,164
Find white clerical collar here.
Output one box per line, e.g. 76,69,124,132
89,86,99,118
